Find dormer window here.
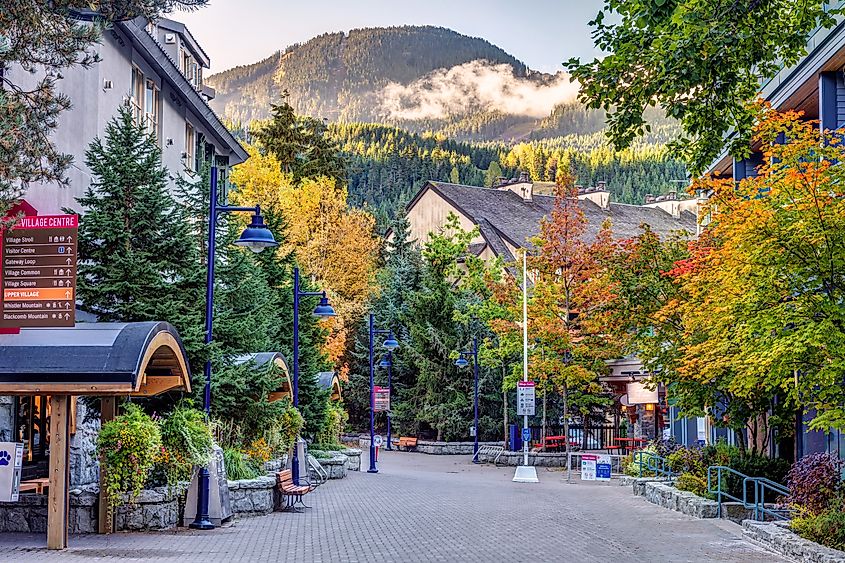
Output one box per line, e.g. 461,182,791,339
181,49,202,89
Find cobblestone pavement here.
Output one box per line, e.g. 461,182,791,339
0,450,785,562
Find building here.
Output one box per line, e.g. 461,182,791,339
7,13,247,214
404,177,698,264
1,13,245,487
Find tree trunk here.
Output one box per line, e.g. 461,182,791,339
503,387,509,450
562,383,571,464
541,388,547,451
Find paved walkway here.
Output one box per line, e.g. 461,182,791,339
0,450,784,562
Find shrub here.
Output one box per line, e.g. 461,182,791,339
310,449,332,460
791,494,845,551
244,437,272,463
316,402,348,447
156,402,213,488
223,447,262,481
675,472,711,498
729,453,790,500
667,446,705,477
787,453,844,516
97,403,162,507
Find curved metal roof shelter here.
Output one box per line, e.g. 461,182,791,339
0,322,191,396
317,371,342,401
233,352,293,402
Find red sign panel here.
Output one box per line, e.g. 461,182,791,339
1,214,78,328
373,385,390,412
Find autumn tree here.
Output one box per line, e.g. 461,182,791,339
566,1,840,172
675,108,845,437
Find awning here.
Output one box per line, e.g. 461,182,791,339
317,371,342,401
0,322,191,396
233,352,292,402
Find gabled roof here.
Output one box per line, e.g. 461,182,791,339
118,18,248,164
418,181,695,249
156,17,211,67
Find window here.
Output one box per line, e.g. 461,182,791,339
181,49,200,89
15,396,50,480
144,78,160,138
129,67,159,140
185,123,195,171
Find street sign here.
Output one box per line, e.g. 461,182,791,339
516,380,535,416
581,454,597,481
373,435,384,447
1,214,78,328
596,454,612,481
373,385,390,412
0,442,24,502
521,427,531,443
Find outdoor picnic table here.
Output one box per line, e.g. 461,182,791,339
615,437,647,455
536,435,578,452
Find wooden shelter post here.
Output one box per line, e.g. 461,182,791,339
97,397,116,534
47,395,71,550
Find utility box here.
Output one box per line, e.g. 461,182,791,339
183,445,233,526
508,424,522,452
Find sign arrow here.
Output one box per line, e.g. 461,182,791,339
64,313,70,320
65,258,72,265
64,290,71,299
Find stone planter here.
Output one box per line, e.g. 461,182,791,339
115,486,181,531
636,481,719,519
227,475,276,517
743,520,845,563
263,455,288,473
315,453,348,479
342,448,361,471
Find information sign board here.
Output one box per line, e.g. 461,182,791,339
516,380,536,416
0,443,24,502
373,385,390,412
581,454,597,481
596,454,612,481
1,214,78,328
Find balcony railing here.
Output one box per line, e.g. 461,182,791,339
127,98,158,139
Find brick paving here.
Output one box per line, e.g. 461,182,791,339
0,450,785,562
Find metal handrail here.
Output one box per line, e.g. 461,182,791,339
707,465,790,521
635,451,676,479
473,445,504,465
307,454,328,486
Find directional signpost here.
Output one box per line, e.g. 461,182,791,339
373,385,390,412
1,214,78,329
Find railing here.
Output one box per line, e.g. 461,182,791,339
307,455,328,486
635,451,676,479
473,445,504,465
707,465,791,521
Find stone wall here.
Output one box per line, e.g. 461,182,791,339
0,486,98,534
312,453,348,480
342,448,361,471
114,486,181,531
743,520,845,563
636,481,719,519
70,400,100,487
227,476,275,517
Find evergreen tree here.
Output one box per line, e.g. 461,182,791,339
74,107,204,358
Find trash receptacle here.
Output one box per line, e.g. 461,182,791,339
509,424,522,451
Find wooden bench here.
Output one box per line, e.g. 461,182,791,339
276,469,315,512
19,478,50,494
396,437,418,451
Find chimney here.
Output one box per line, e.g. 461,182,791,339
645,194,655,204
597,180,607,191
518,171,530,183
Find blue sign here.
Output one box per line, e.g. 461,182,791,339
596,461,612,480
521,427,531,442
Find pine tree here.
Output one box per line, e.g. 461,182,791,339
74,107,204,358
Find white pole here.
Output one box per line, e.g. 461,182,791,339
522,249,529,467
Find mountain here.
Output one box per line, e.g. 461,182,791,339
207,26,532,128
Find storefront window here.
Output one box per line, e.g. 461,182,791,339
15,396,50,480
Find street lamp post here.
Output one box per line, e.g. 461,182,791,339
192,166,279,530
379,353,394,451
369,313,399,473
292,267,336,486
455,335,480,462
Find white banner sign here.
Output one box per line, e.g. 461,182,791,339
0,443,24,502
517,381,536,416
626,382,658,404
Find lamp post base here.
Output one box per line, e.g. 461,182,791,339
189,519,215,530
367,468,379,473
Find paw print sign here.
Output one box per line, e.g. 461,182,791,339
0,442,24,503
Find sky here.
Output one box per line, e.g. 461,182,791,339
177,0,606,75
